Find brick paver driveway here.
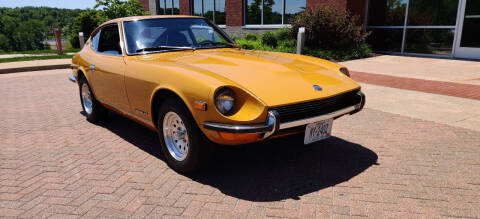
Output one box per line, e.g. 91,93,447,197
1,70,479,218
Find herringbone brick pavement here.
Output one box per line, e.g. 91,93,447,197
0,70,479,218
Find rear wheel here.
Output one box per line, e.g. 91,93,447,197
157,98,213,173
78,77,107,123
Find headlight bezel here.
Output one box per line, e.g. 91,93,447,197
339,67,350,77
214,87,236,115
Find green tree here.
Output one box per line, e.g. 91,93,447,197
95,0,148,23
69,10,103,48
69,0,148,48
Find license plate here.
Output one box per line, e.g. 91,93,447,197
304,118,333,144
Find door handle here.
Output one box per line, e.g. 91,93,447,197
90,65,95,72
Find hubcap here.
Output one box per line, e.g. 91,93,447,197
81,83,93,115
163,112,189,161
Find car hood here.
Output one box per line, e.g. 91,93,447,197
138,49,360,107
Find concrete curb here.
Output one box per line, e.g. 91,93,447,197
0,64,70,74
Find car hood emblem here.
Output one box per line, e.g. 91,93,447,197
313,85,322,91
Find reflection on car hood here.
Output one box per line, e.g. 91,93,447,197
139,49,360,106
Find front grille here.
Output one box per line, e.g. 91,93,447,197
271,90,361,123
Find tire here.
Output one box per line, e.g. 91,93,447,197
157,98,213,173
78,77,107,123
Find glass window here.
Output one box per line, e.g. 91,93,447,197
157,0,179,15
367,28,404,52
204,0,214,21
215,0,226,24
246,0,306,25
157,0,166,15
193,0,226,24
91,30,101,51
460,0,480,47
368,0,408,26
173,0,179,14
405,28,455,55
408,0,459,26
166,0,172,14
193,0,202,16
246,0,262,24
123,18,234,54
284,0,306,24
97,25,121,55
263,0,282,24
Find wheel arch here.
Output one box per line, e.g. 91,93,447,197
150,88,196,129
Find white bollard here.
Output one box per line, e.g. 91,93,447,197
79,32,85,49
296,27,305,55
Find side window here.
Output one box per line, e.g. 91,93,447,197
97,24,122,55
91,30,101,51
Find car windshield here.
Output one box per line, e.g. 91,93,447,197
123,18,233,55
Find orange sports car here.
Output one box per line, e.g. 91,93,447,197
70,15,365,172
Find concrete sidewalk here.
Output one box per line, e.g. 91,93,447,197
0,59,71,74
341,55,480,132
341,55,480,85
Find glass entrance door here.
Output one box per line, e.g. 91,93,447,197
454,0,480,59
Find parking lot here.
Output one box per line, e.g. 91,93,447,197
1,68,479,218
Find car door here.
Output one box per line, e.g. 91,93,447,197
89,23,131,112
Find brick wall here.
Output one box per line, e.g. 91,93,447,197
226,0,243,26
180,0,191,15
307,0,347,11
138,0,149,11
306,0,366,26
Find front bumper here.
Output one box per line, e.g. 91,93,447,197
203,91,365,140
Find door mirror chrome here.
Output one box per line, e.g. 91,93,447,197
90,65,95,72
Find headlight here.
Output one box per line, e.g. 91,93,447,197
339,67,350,77
215,87,235,115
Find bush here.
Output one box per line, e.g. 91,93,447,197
274,28,291,41
260,31,277,48
290,6,369,51
244,33,258,41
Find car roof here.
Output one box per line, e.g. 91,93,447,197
102,15,203,25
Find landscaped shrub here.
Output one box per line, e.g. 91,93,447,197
260,31,277,48
274,28,291,41
235,20,371,61
289,5,369,51
244,33,258,41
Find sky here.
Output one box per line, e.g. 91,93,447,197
0,0,97,9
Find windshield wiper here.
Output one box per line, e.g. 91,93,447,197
136,46,195,53
201,41,241,49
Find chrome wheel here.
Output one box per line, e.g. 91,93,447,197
163,112,189,161
81,83,93,115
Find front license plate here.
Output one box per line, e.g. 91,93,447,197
304,118,333,144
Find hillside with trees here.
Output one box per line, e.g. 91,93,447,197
0,7,83,51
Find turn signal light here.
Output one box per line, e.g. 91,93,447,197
218,132,260,142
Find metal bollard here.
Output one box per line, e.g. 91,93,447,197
79,32,85,49
296,27,305,55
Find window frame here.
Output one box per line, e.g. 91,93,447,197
191,0,226,25
243,0,305,26
366,0,462,57
157,0,180,15
90,23,124,57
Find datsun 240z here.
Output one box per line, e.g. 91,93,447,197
69,15,365,173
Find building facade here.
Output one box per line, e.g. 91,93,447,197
139,0,480,59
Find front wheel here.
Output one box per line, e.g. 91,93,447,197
78,77,107,123
157,98,213,173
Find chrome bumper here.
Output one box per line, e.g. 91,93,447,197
69,75,77,83
203,91,365,139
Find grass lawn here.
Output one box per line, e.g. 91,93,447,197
0,55,73,63
0,48,80,55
